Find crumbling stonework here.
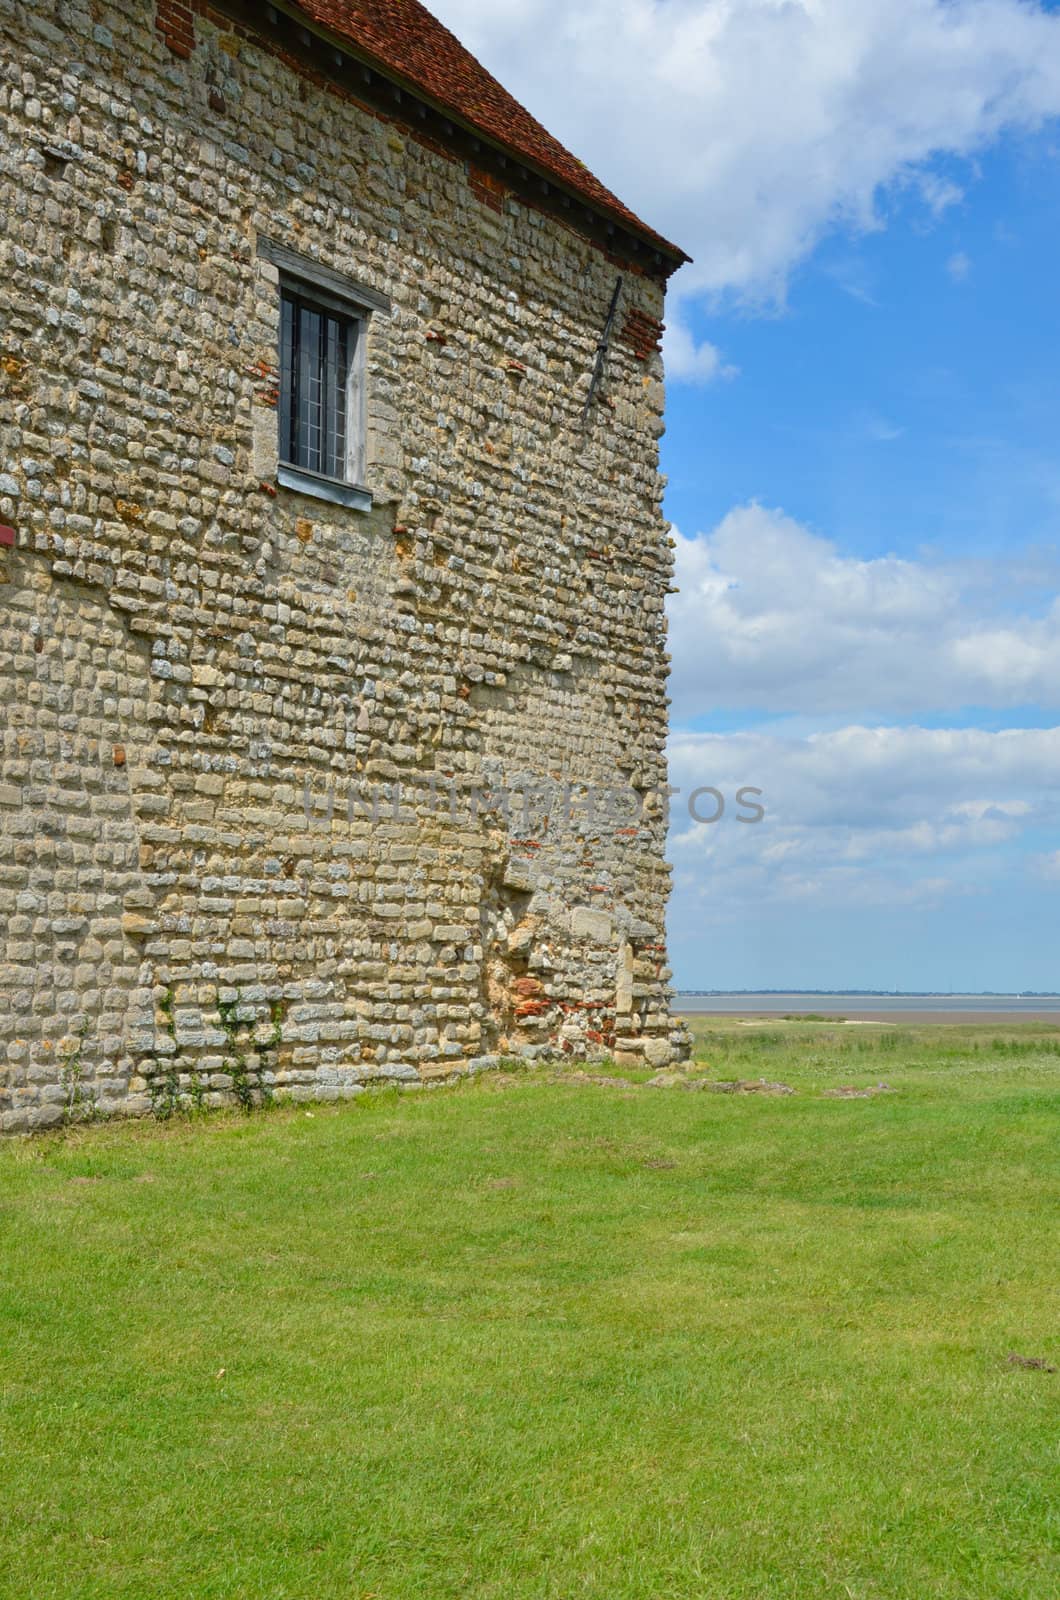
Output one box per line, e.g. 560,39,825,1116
0,0,688,1130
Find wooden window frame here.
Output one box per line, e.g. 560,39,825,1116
279,285,364,488
257,237,390,512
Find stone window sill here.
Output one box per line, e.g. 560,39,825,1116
277,463,373,512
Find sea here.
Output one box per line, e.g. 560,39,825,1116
676,993,1060,1018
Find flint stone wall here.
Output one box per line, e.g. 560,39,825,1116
0,0,687,1131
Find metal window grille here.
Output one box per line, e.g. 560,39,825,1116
280,289,354,480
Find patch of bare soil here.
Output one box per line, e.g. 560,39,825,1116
1006,1352,1056,1373
698,1079,796,1096
553,1071,639,1093
476,1071,531,1092
822,1084,895,1099
646,1071,796,1095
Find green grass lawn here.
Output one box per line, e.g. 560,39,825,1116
1,1021,1058,1599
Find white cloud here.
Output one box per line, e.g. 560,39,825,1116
947,249,973,280
666,722,1060,908
430,0,1060,319
663,317,739,383
667,504,1060,718
669,723,1060,833
917,173,967,217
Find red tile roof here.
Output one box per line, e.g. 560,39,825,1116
290,0,688,264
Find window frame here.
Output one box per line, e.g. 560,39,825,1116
257,238,391,513
279,283,365,492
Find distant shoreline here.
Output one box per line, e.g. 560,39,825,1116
675,992,1060,1023
676,991,1060,999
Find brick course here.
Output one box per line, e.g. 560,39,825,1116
156,0,195,58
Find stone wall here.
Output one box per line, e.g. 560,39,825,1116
0,0,687,1131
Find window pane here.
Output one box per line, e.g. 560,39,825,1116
296,304,321,472
324,315,349,479
280,293,296,463
280,288,356,482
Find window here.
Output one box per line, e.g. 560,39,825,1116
279,287,361,484
257,237,391,511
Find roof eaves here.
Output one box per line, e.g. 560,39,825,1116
265,0,691,270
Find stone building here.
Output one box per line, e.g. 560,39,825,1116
0,0,690,1130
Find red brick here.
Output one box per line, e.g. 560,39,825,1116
157,0,195,57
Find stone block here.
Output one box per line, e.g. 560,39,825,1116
570,907,613,944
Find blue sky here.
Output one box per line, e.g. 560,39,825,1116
432,0,1060,991
662,122,1060,991
665,136,1060,569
